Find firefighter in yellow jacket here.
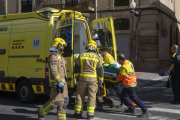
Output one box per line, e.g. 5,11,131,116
38,38,69,120
73,40,104,120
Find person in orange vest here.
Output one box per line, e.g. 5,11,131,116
116,54,151,118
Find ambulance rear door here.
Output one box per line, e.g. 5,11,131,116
93,17,117,61
55,12,75,88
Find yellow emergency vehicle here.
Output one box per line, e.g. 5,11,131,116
0,8,117,103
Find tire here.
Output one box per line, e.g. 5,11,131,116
109,102,114,108
17,80,36,103
97,102,103,110
99,103,103,110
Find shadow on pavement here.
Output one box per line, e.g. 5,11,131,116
0,114,37,120
12,108,56,116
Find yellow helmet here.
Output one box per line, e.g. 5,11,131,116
52,38,67,49
85,40,97,51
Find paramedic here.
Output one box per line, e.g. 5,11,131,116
116,54,151,118
38,38,69,120
100,48,115,64
100,47,124,107
73,40,104,120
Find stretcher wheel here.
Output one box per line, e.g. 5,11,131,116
99,103,103,110
109,102,114,108
97,102,103,110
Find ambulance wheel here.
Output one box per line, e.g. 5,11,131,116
17,80,36,103
109,102,114,108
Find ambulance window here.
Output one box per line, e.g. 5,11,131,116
56,26,72,57
94,22,103,30
74,20,88,54
94,21,113,48
53,18,58,39
94,22,108,30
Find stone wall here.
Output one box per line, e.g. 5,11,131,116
0,0,5,14
137,9,160,69
7,0,18,14
135,0,180,70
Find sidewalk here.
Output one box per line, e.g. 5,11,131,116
135,67,168,80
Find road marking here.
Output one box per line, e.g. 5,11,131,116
155,103,180,107
79,117,113,120
148,116,176,120
142,82,166,90
111,113,176,120
143,107,180,114
111,113,137,118
137,76,167,86
152,76,168,80
93,117,112,120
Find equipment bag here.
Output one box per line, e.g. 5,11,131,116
166,76,171,88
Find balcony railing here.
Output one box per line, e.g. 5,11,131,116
42,2,94,9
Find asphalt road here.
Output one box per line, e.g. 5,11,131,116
0,77,180,120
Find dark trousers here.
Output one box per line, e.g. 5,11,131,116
171,75,180,102
120,87,147,112
114,82,123,104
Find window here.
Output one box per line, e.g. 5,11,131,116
53,18,58,40
56,26,72,57
66,0,78,7
21,0,32,13
114,0,129,6
93,21,113,48
114,18,130,30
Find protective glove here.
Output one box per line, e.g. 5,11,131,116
159,72,169,76
58,82,64,87
98,83,102,87
163,72,169,76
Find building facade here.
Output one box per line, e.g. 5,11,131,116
1,0,180,70
0,0,36,14
87,0,180,70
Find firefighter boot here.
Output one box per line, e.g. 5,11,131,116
38,113,45,120
73,113,82,119
137,110,151,118
87,115,94,120
37,109,45,120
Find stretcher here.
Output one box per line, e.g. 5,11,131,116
96,73,118,110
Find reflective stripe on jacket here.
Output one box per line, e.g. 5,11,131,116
74,52,104,83
103,53,115,64
116,60,137,87
48,52,67,87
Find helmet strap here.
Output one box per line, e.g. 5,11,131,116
57,49,64,54
57,43,62,49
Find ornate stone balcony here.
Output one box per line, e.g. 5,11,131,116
42,2,94,12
